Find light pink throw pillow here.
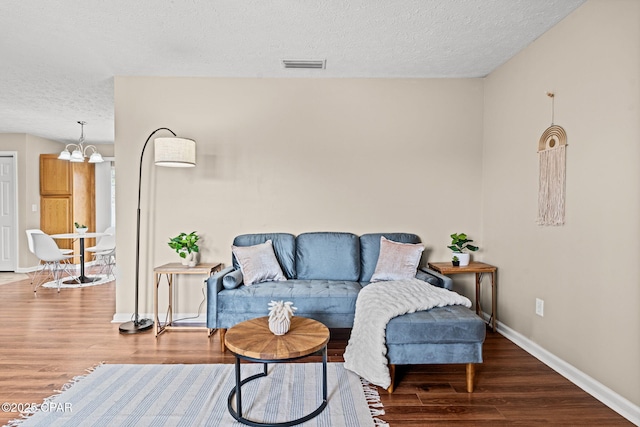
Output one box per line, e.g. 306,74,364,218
370,236,424,282
231,240,287,286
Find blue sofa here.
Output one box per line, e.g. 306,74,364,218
206,232,485,392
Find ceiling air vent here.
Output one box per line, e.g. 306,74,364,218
282,59,326,69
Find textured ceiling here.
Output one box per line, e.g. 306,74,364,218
0,0,584,145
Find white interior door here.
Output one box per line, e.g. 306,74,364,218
0,156,16,271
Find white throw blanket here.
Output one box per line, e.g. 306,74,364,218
343,278,472,389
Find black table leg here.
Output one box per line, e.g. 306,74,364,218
227,349,328,427
63,237,99,284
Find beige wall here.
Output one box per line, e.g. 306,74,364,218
113,77,484,318
483,0,639,406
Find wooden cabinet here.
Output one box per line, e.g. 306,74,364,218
40,154,96,258
40,155,73,195
40,196,73,234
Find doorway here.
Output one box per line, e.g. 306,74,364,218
0,154,18,271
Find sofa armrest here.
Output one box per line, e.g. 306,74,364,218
206,266,235,328
417,267,453,290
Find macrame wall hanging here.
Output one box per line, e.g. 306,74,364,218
537,92,567,226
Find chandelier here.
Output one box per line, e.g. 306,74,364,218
58,121,104,163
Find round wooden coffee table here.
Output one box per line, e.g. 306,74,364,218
225,316,330,427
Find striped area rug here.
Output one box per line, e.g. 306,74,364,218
10,363,387,427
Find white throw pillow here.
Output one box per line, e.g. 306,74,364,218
231,240,287,286
370,236,424,282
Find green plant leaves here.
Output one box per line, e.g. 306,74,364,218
168,231,200,254
449,232,479,252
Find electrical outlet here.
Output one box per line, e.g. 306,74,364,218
535,298,544,317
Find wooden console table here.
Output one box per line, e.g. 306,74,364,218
428,261,497,332
154,262,223,337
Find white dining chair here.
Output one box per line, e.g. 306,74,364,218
87,227,116,278
26,229,74,288
86,226,115,253
31,233,76,292
87,227,116,277
26,229,74,255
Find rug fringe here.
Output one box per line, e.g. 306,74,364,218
4,362,105,426
360,378,389,426
54,362,104,393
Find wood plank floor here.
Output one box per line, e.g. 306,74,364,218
0,273,632,426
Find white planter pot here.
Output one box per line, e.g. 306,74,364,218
456,253,471,266
188,252,198,267
180,251,197,267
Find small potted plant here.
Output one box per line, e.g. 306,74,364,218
168,231,200,267
74,222,88,234
447,232,478,267
452,255,460,267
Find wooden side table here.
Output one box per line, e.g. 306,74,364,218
428,261,498,332
154,262,223,337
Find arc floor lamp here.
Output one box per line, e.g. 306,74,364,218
119,128,196,334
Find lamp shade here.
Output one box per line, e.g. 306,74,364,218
70,149,84,162
88,151,104,163
58,149,71,161
154,137,196,167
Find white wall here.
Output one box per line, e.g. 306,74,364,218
483,0,639,407
94,160,113,233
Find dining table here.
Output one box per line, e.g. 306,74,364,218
51,231,108,284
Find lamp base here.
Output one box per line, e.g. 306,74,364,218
119,318,153,334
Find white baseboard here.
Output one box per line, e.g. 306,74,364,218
112,313,207,325
487,314,640,425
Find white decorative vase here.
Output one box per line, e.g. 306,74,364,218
268,301,297,335
269,316,291,335
456,253,471,267
188,252,198,267
181,251,197,267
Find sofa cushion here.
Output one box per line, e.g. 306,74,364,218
359,233,422,283
222,269,243,289
370,236,424,282
232,240,287,285
218,279,362,315
296,232,360,281
386,305,486,344
232,233,296,279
